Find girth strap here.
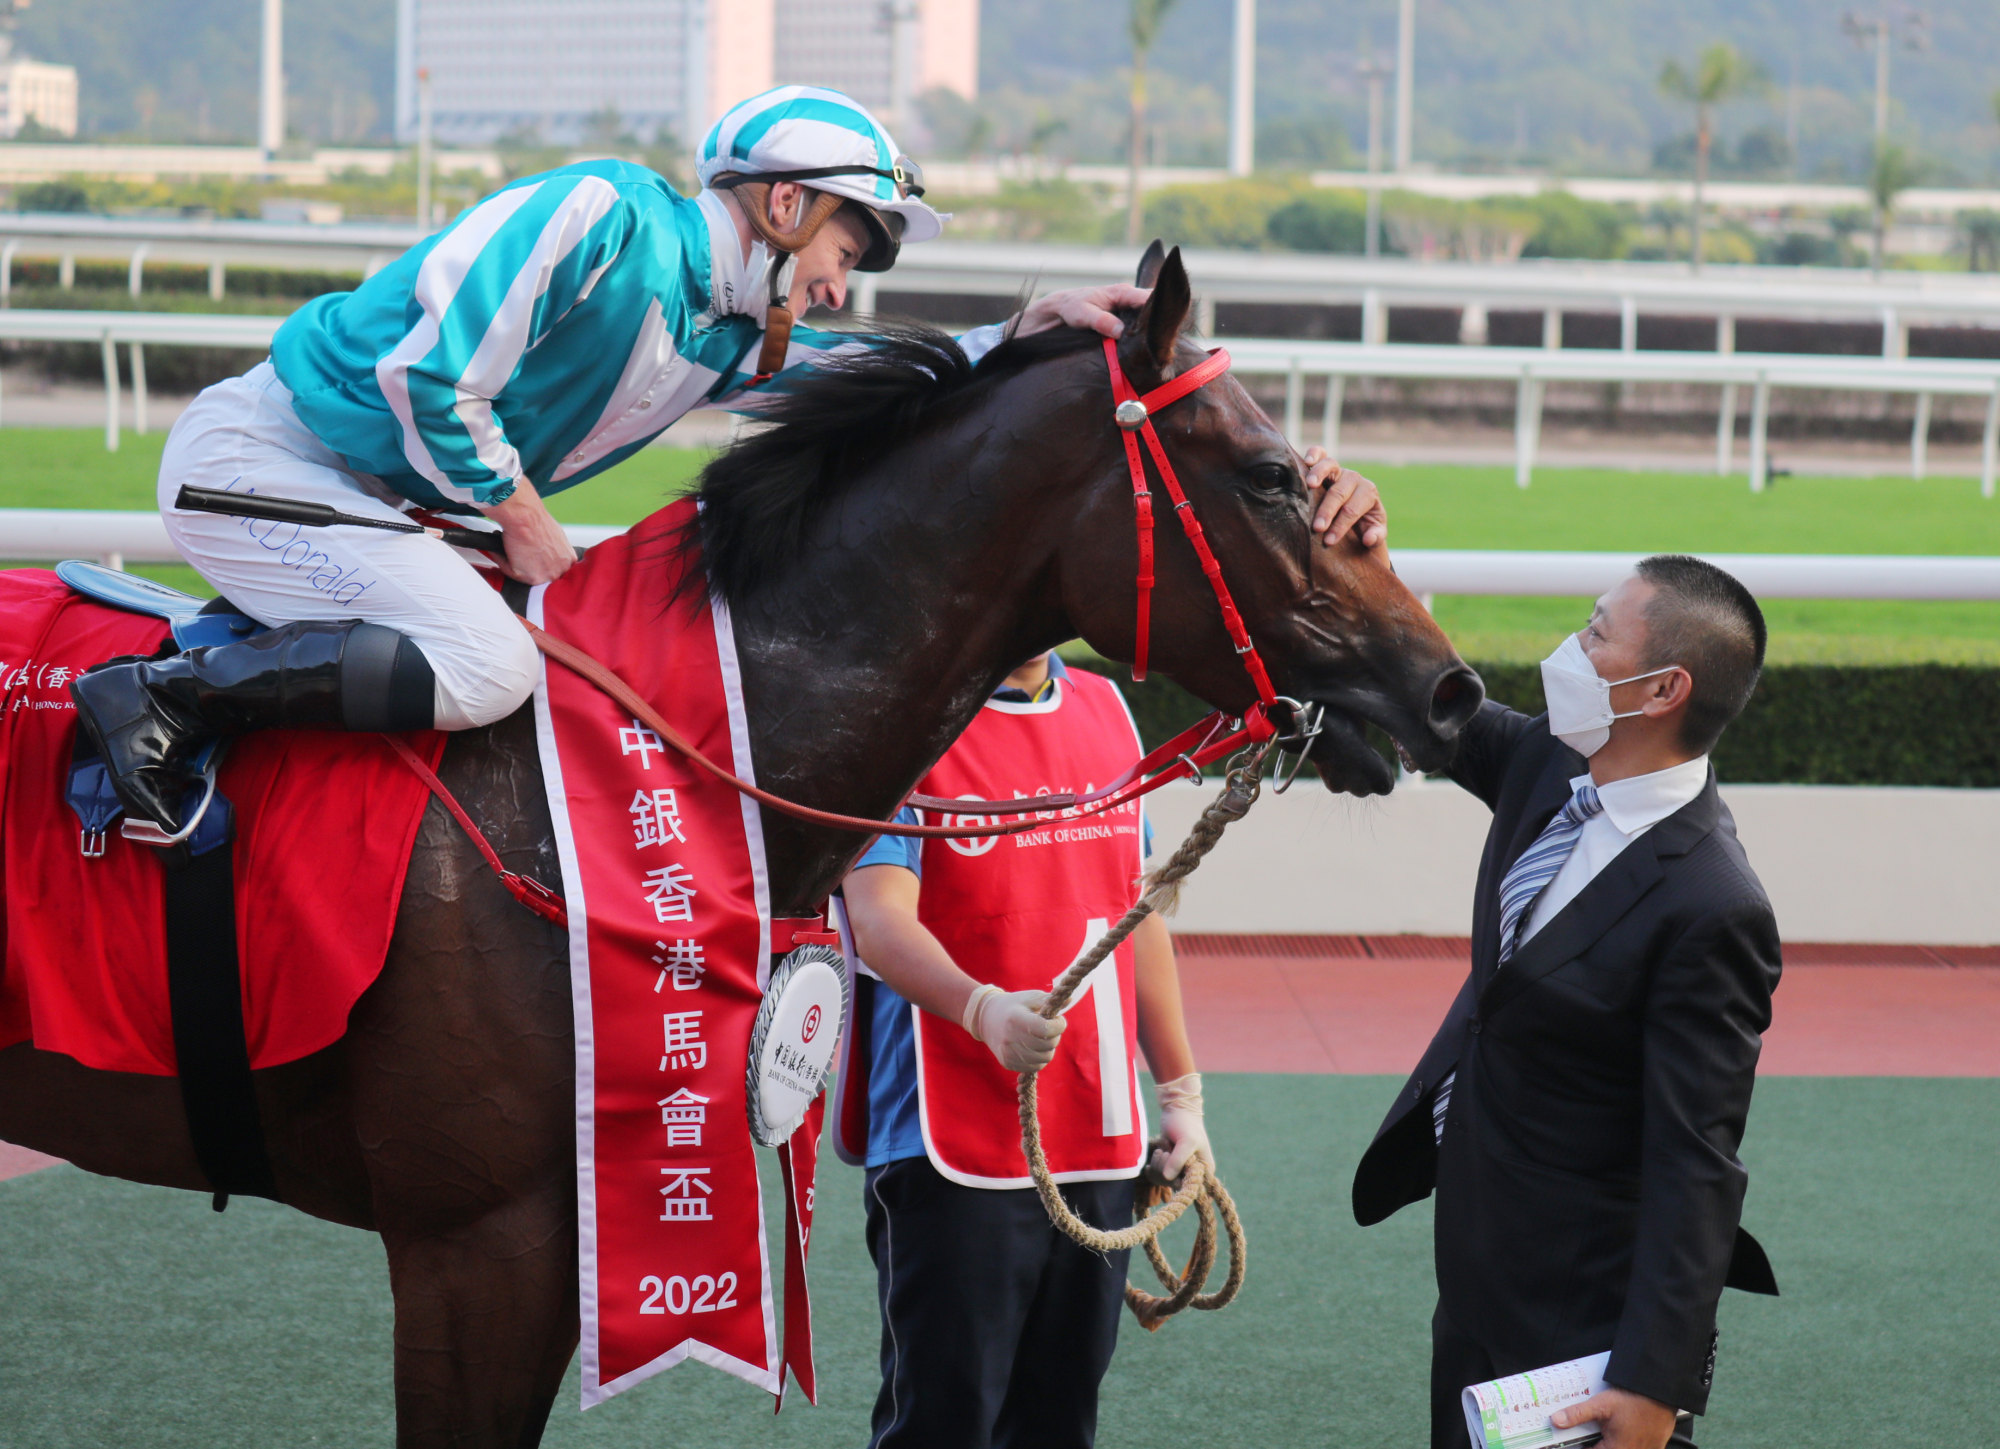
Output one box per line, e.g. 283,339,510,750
160,817,280,1209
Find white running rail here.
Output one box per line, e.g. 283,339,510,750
1,510,1993,603
3,307,1998,493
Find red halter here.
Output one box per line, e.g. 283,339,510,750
1101,338,1278,706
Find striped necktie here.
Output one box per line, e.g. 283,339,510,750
1495,783,1604,963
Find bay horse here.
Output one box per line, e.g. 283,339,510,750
0,249,1481,1446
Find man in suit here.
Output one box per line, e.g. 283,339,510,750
1353,554,1782,1449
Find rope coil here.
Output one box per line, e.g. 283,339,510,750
1015,747,1267,1326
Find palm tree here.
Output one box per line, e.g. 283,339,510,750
1658,43,1768,272
1959,210,2000,273
1867,142,1923,277
1125,0,1180,245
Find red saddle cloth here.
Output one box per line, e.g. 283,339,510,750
0,569,444,1075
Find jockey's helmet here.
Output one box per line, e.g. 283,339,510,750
696,86,945,272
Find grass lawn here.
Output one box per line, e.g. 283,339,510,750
0,1075,1992,1447
1368,463,2000,663
6,429,1996,663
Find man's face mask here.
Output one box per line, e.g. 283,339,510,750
1539,632,1680,758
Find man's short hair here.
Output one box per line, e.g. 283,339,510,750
1634,554,1767,753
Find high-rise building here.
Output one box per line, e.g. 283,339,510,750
395,0,770,147
0,37,78,138
772,0,977,126
395,0,975,148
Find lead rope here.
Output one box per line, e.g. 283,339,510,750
1016,743,1266,1327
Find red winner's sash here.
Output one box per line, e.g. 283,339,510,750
908,669,1151,1187
532,503,820,1407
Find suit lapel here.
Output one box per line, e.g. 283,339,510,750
1481,834,1664,1015
1479,772,1722,1016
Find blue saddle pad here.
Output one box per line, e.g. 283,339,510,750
54,560,265,651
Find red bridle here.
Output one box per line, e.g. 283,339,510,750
1100,337,1278,706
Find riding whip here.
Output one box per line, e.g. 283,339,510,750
174,484,508,556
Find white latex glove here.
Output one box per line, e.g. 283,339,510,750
1151,1072,1212,1182
963,984,1066,1073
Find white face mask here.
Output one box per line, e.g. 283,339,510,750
1539,632,1680,758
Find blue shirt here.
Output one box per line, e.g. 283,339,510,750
851,657,1152,1167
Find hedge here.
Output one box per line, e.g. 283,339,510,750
1076,661,2000,789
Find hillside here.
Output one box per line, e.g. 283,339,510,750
977,0,2000,181
9,0,1997,183
11,0,394,145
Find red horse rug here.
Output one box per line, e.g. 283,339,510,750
0,569,442,1074
0,507,828,1410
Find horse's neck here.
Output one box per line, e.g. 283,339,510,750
726,427,1080,914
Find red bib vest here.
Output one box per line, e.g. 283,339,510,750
904,670,1151,1187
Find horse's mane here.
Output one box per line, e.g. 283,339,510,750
690,320,1110,604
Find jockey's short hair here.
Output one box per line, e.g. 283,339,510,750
1635,554,1766,753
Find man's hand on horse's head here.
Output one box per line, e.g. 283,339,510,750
1015,284,1154,341
1304,449,1388,550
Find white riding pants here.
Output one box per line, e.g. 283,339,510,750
158,361,540,730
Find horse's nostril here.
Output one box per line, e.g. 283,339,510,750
1427,666,1485,736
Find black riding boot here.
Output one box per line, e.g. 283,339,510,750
70,620,436,832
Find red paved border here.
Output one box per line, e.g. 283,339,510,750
7,933,1995,1183
1170,934,2000,1077
0,1141,63,1182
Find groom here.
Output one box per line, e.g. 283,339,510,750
1353,555,1783,1449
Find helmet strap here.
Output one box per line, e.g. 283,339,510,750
718,177,847,383
724,177,848,257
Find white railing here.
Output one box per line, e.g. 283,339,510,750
3,306,1997,494
851,241,2000,333
9,217,2000,340
0,215,419,299
1392,550,2000,600
1222,338,2000,494
0,308,282,448
3,510,1994,604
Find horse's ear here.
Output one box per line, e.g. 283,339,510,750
1134,239,1168,288
1141,246,1192,371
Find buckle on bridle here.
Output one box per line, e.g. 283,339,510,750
1267,696,1325,794
1114,399,1149,430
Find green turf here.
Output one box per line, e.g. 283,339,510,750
1369,463,2000,663
1,1076,1993,1447
7,430,1999,662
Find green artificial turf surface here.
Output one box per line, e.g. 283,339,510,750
1,1076,1993,1448
6,428,1999,663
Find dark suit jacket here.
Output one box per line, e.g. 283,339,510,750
1352,702,1781,1414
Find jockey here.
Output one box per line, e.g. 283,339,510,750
70,86,1147,833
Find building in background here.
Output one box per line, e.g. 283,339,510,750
0,36,78,138
773,0,977,125
395,0,973,148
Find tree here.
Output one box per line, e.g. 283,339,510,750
1958,210,2000,273
1658,43,1767,272
1124,0,1179,246
1867,142,1923,276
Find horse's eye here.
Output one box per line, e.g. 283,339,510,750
1245,462,1296,494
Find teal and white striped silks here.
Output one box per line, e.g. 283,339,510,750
269,160,887,512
